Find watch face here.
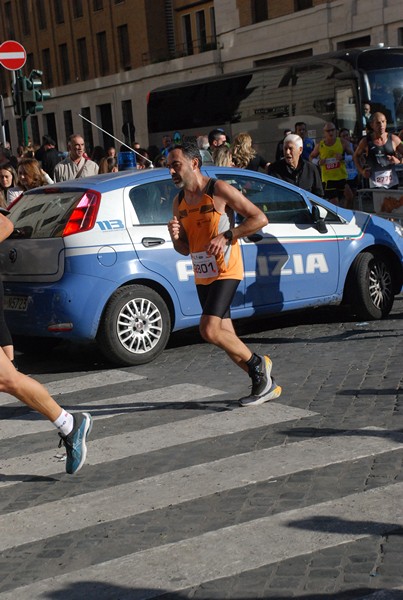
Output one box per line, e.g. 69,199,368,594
224,229,233,240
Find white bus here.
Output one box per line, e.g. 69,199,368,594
147,46,403,161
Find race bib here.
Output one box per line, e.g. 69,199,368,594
191,251,218,279
371,169,399,188
325,158,340,170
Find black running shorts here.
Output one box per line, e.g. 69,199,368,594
324,179,346,200
196,279,240,319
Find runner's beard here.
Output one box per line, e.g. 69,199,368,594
172,177,185,189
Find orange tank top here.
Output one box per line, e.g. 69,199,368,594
178,179,244,285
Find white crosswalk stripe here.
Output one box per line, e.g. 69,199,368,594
1,483,402,600
0,383,224,440
0,401,314,486
0,377,401,599
1,429,402,551
0,369,145,406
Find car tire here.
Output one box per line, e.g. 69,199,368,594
346,251,394,320
97,285,171,366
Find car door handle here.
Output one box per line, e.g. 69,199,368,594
244,233,263,242
142,237,166,247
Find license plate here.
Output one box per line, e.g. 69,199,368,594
4,296,28,311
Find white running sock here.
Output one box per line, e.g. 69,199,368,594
53,410,74,436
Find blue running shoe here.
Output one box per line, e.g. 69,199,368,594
58,412,92,474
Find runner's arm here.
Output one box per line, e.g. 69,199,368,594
0,213,14,243
353,139,369,177
392,135,403,164
309,143,320,161
206,179,268,257
167,195,189,256
341,138,353,155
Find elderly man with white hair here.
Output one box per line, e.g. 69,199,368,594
268,133,324,197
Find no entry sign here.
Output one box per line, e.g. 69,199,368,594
0,40,26,71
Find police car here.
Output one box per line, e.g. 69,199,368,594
2,167,403,366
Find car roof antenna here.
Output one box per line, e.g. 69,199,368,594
78,113,154,168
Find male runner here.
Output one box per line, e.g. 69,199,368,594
0,211,92,474
167,143,282,406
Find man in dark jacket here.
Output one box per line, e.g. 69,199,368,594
38,135,63,180
267,134,323,196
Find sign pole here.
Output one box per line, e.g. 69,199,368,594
15,69,29,147
0,95,6,147
21,116,28,147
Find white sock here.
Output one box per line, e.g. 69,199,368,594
53,410,74,436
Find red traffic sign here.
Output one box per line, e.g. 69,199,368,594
0,40,26,71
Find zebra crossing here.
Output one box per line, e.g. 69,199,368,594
0,369,402,599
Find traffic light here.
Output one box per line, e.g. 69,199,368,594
12,73,27,117
23,70,51,114
13,70,51,118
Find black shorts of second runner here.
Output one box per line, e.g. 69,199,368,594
0,284,13,347
196,279,241,319
324,179,346,200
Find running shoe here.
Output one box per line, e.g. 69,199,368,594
58,412,92,474
239,355,282,407
239,379,282,407
251,354,273,396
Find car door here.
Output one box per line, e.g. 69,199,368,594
124,175,201,316
213,171,341,311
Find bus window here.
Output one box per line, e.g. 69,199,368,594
335,86,357,134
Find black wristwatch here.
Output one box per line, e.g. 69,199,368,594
223,229,233,242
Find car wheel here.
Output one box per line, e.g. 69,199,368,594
97,285,171,366
346,251,394,319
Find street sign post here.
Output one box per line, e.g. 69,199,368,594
1,41,50,147
0,40,26,71
0,40,27,145
0,94,6,146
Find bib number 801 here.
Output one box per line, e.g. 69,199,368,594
191,251,218,279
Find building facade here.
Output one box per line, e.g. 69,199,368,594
0,0,402,152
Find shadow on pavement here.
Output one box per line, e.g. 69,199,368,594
29,580,403,599
279,426,403,443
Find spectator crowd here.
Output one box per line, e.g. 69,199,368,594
1,107,403,211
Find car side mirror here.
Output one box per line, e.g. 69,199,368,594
311,205,328,234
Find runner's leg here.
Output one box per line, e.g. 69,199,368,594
0,348,64,420
199,313,251,369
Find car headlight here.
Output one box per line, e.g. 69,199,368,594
393,222,403,237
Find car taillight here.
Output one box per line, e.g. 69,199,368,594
62,190,101,237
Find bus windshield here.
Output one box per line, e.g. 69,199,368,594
366,68,403,130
